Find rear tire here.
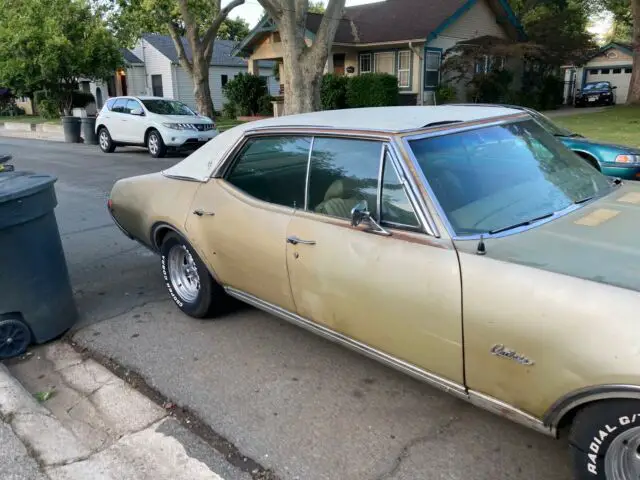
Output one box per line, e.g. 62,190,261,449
569,399,640,479
160,232,230,318
98,127,116,153
147,130,167,158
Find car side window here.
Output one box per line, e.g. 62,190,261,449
380,152,420,228
125,99,142,114
307,137,381,220
226,136,311,208
106,98,117,111
112,99,127,113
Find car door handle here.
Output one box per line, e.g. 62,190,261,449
287,236,316,246
193,209,215,217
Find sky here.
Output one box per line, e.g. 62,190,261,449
229,0,613,42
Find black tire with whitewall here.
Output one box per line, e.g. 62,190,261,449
160,232,229,318
569,399,640,479
98,127,115,153
147,129,167,158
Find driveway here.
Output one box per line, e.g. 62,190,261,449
1,137,572,480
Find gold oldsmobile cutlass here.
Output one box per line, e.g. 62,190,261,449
109,106,640,480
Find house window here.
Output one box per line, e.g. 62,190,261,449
625,68,633,74
475,55,504,74
601,68,610,74
424,51,441,88
151,75,163,97
374,52,395,75
80,81,91,92
359,53,372,73
221,74,228,87
589,69,599,75
613,68,622,74
397,51,411,88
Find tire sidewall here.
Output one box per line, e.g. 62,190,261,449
160,234,211,317
99,128,112,153
571,400,640,479
148,130,165,158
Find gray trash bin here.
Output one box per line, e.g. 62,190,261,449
81,117,98,145
0,170,78,358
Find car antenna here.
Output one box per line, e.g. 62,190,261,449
476,235,487,256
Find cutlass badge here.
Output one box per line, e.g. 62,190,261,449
490,344,534,366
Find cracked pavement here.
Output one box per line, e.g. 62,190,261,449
2,137,573,479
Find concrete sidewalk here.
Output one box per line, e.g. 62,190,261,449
0,123,64,142
1,343,253,480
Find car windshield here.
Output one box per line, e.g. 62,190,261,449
141,99,196,116
583,82,610,91
528,110,574,137
408,120,614,236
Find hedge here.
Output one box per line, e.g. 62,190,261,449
320,74,348,110
345,73,399,108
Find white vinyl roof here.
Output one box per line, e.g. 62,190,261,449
162,105,522,181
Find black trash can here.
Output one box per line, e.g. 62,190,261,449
0,170,78,358
62,116,82,143
81,117,98,145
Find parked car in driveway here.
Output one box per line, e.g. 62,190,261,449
109,105,640,480
95,96,218,158
462,104,640,180
575,81,617,107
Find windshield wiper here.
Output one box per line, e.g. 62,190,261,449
489,212,555,235
574,196,594,205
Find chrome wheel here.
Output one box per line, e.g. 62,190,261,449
0,319,30,359
148,133,159,155
605,426,640,480
99,130,109,150
167,244,200,303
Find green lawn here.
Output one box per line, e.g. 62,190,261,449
215,119,246,132
554,106,640,148
0,115,60,124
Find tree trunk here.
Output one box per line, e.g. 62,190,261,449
193,57,215,118
627,0,640,105
283,56,322,114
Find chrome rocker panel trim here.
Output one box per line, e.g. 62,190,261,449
224,287,554,437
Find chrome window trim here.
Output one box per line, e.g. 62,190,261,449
380,146,422,231
303,137,315,210
387,140,439,237
376,144,385,219
225,286,555,437
401,117,602,241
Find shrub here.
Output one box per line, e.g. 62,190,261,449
257,95,273,116
223,73,268,116
346,73,399,108
33,90,49,108
222,102,237,119
435,84,457,104
321,74,348,110
467,69,514,104
38,98,60,119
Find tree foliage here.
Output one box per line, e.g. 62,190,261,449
309,0,326,13
111,0,245,117
217,17,251,41
0,0,122,115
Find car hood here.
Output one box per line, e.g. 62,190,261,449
560,136,640,154
154,114,213,124
454,182,640,292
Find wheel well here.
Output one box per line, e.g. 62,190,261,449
144,127,159,145
96,124,107,133
152,225,172,250
574,151,600,171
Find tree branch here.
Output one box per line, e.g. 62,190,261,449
259,0,282,18
309,0,346,68
202,0,246,48
167,21,193,74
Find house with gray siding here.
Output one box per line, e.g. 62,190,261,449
236,0,525,105
91,37,278,112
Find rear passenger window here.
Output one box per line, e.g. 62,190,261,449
307,138,381,220
112,99,127,113
226,136,311,208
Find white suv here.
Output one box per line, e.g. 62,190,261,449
95,96,218,158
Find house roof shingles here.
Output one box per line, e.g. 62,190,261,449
143,35,274,68
121,49,143,65
305,0,469,44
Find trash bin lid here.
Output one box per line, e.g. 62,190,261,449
0,171,57,205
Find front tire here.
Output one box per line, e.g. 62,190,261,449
160,232,229,318
98,127,116,153
569,399,640,479
147,130,167,158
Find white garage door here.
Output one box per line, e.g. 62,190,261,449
586,66,633,104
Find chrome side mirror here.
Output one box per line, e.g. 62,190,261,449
350,200,390,236
130,108,144,116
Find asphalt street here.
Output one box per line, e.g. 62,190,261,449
1,137,573,480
